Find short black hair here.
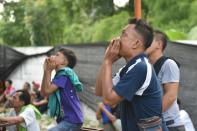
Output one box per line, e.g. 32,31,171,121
59,48,77,68
25,82,31,90
25,82,31,89
154,30,168,51
128,19,154,49
6,79,12,85
16,90,31,106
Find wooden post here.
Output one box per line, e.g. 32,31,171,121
134,0,141,20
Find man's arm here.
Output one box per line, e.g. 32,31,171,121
99,103,116,122
101,38,123,106
95,64,104,96
102,61,123,106
32,97,48,106
0,116,24,124
162,59,180,112
162,82,179,112
95,105,102,120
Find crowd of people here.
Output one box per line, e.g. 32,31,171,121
0,18,195,131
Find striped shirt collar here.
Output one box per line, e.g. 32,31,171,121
126,53,147,67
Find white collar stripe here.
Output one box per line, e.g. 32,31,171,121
126,58,142,73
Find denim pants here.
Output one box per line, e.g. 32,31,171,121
48,120,82,131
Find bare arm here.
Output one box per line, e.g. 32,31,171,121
95,106,102,120
0,116,24,124
102,62,123,106
41,71,58,97
99,103,116,122
41,58,58,97
101,39,123,106
32,97,48,106
40,69,47,97
162,82,179,112
95,64,104,96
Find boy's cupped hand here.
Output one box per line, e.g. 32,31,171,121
44,56,57,72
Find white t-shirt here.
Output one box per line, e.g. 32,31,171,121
180,110,195,131
158,59,183,127
6,109,17,131
19,107,40,131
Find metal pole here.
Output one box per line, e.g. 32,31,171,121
134,0,141,19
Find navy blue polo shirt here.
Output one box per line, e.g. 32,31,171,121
113,53,162,131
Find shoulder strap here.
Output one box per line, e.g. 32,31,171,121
153,56,168,76
154,56,180,76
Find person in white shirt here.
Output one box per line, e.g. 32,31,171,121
6,108,17,131
0,90,40,131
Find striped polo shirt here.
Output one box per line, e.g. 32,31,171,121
113,53,163,131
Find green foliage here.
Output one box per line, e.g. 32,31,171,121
188,26,197,40
0,1,31,46
165,29,187,40
189,0,197,28
62,11,130,44
91,11,129,42
143,0,193,33
63,24,87,44
0,0,196,46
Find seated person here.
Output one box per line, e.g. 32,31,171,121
23,82,31,93
31,81,48,113
0,79,15,103
96,102,121,131
0,80,15,109
0,90,41,131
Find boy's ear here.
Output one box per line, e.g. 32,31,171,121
63,58,69,66
158,41,163,50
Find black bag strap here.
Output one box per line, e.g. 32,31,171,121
154,56,180,76
154,56,168,76
168,57,180,68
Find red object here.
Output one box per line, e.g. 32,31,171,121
4,86,15,95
